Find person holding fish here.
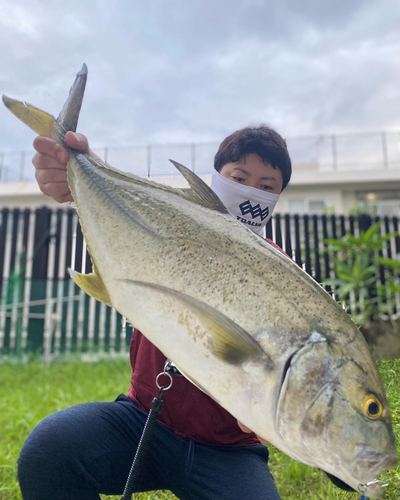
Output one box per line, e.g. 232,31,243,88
21,125,290,500
4,66,396,500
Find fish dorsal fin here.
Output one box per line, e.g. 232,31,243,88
169,159,229,214
121,280,272,367
69,267,112,306
2,96,56,138
85,155,229,213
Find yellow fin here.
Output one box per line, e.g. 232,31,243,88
69,269,112,306
2,96,55,137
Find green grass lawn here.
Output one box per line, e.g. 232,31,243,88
0,358,399,499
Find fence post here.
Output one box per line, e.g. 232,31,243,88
303,215,312,275
349,215,355,235
14,208,31,356
392,217,400,254
275,214,282,249
266,218,273,240
0,209,9,292
294,215,302,266
321,215,331,293
29,207,52,355
358,214,371,232
284,214,292,258
9,209,20,276
312,215,321,283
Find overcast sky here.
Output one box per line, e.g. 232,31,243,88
1,0,400,155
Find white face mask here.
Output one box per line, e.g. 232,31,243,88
210,172,280,236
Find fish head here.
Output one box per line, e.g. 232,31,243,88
276,333,397,498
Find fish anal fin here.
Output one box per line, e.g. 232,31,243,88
70,268,112,306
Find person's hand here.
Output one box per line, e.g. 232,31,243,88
237,420,271,446
32,131,95,203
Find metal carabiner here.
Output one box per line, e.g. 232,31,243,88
155,362,174,391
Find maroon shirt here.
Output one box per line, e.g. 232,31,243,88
128,239,290,446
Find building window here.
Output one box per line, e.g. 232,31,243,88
286,199,326,214
356,190,400,216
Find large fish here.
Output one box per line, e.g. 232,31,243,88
3,65,397,498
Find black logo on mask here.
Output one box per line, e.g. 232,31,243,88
239,200,269,221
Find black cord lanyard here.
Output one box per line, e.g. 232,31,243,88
120,361,177,500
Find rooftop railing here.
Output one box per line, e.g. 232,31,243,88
0,130,399,183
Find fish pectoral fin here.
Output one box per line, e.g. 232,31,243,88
2,96,55,137
70,268,112,306
121,280,272,367
169,159,229,214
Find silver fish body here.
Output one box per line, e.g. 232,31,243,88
2,65,397,498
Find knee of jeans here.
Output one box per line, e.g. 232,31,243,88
18,415,71,480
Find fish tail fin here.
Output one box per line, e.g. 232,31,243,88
1,96,56,137
2,63,88,139
56,63,87,133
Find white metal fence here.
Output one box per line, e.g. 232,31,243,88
1,207,400,361
0,208,131,361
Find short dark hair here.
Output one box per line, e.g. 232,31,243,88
214,125,292,190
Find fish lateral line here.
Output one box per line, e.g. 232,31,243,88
71,154,163,239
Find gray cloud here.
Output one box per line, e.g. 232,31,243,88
1,0,399,157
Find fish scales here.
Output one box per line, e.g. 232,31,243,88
2,64,397,499
74,154,319,338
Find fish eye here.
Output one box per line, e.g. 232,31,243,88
362,395,383,419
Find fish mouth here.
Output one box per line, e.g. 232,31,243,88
358,478,390,498
352,450,398,479
347,450,397,497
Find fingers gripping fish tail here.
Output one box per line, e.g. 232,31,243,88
2,63,88,141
